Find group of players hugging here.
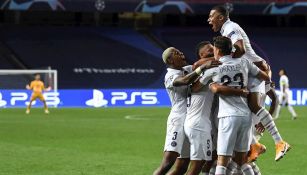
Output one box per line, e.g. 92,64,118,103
153,5,291,175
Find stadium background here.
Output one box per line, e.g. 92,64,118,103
0,0,306,175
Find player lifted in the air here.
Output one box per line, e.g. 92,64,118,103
199,36,270,175
26,74,51,114
207,5,290,161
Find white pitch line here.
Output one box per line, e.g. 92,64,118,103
124,114,158,121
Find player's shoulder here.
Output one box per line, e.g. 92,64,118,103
223,20,240,32
165,68,180,78
182,65,193,73
280,75,289,80
206,66,219,76
164,68,181,85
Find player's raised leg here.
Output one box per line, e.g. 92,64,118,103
248,92,291,161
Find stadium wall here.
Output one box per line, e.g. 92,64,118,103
0,88,306,108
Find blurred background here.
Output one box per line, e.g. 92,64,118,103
0,0,306,107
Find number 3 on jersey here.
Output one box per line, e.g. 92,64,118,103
221,73,244,89
172,132,178,140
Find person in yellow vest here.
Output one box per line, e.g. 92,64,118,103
26,74,51,114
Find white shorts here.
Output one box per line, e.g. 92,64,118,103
217,116,252,156
164,124,189,157
248,77,265,94
184,127,212,161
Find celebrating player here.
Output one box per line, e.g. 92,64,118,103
26,74,51,114
207,5,290,161
199,36,270,175
182,41,215,175
275,68,298,120
153,47,221,175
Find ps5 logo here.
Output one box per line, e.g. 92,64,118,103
86,90,158,107
10,92,60,106
86,89,108,107
0,93,7,107
111,92,158,105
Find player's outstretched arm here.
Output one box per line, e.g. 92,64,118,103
192,57,215,70
173,60,221,86
26,84,31,90
210,83,249,97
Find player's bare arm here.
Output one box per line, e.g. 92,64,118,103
210,83,249,97
192,57,215,70
173,60,221,86
256,70,270,82
253,60,270,75
232,39,245,58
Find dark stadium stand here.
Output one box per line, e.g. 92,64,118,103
152,27,307,88
0,25,306,88
0,26,165,89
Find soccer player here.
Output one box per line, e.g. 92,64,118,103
207,5,290,161
153,47,221,175
182,41,217,175
26,74,50,114
199,36,270,175
275,69,297,120
194,41,254,175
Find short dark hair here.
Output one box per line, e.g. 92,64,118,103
195,41,211,59
212,5,229,18
213,36,232,55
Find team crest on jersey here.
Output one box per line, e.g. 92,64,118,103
227,31,236,38
171,141,177,147
207,150,211,156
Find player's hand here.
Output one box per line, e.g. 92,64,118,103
200,60,222,70
241,88,249,98
255,122,265,133
26,85,30,90
192,57,215,70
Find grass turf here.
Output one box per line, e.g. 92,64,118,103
0,107,305,175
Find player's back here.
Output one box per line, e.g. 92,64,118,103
221,19,263,63
30,80,44,93
210,56,258,118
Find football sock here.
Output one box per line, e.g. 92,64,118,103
256,107,282,144
250,162,261,175
241,163,255,175
287,105,297,117
215,165,226,175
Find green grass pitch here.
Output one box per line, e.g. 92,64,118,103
0,107,305,175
